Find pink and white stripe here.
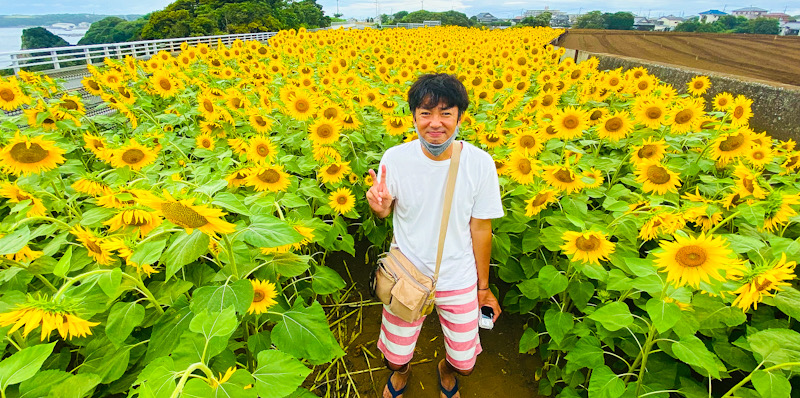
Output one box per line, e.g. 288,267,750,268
377,284,482,371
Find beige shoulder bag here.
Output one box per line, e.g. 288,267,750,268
370,142,462,323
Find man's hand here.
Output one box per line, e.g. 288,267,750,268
478,288,501,322
366,165,393,218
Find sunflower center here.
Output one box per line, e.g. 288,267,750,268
486,134,500,143
256,144,270,156
786,156,800,168
531,193,549,207
752,151,764,160
638,145,657,159
231,98,242,108
203,100,214,113
646,165,671,184
571,70,581,79
733,106,744,119
9,142,49,164
323,108,338,119
674,109,693,124
86,80,100,90
575,235,600,251
316,125,333,138
337,195,348,205
255,116,267,127
253,290,265,302
390,119,403,128
562,115,579,129
85,239,103,254
717,98,729,107
516,82,526,90
295,99,310,112
159,78,172,91
544,125,557,136
162,202,209,229
542,96,554,107
122,149,145,165
554,168,574,183
590,110,603,121
516,159,532,174
62,99,79,110
645,106,662,120
719,133,745,152
693,81,704,89
326,164,341,175
257,169,281,184
638,81,649,90
755,278,773,292
742,177,755,193
605,117,623,132
201,139,212,148
675,246,706,267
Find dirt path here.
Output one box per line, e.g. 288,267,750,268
557,29,800,86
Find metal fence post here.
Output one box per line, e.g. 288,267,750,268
51,50,60,69
85,47,92,64
10,53,20,74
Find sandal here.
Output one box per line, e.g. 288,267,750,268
385,370,407,398
437,363,460,398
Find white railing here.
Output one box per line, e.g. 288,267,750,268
0,31,278,74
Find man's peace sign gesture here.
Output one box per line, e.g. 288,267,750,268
366,165,393,219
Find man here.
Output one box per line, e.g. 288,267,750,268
366,73,504,398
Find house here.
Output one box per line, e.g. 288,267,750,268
698,10,727,23
511,15,524,24
780,21,800,36
633,17,656,31
476,12,498,23
522,8,569,26
731,7,768,19
655,15,684,31
763,13,792,23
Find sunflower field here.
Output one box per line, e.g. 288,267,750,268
0,25,799,398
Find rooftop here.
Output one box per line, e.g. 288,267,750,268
699,10,727,15
732,7,768,12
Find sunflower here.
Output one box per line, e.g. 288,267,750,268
70,226,117,265
341,112,362,131
780,152,800,175
145,191,236,236
731,253,796,311
384,115,412,136
200,120,226,138
552,106,589,140
247,279,278,315
0,302,99,341
72,177,112,197
198,93,220,120
0,134,66,176
683,205,723,233
225,167,252,188
509,131,543,155
712,92,734,112
686,75,711,96
329,187,356,214
97,189,158,209
0,79,30,111
729,95,753,127
104,208,163,238
150,71,180,98
0,182,46,216
247,136,277,163
312,144,342,163
744,145,772,169
248,112,273,134
246,165,291,192
710,130,751,165
109,140,158,171
634,98,668,129
596,111,633,141
193,133,215,151
733,164,767,199
631,138,668,165
763,193,800,232
525,189,558,217
478,131,506,149
639,212,686,241
654,233,742,288
5,245,43,263
506,152,540,185
667,99,704,134
286,91,317,121
81,76,103,95
309,118,342,145
561,230,615,265
635,160,681,195
582,168,604,189
319,161,351,184
541,164,585,193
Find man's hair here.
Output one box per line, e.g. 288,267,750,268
407,73,469,120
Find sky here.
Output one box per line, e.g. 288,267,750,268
3,0,799,21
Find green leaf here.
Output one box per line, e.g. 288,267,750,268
78,338,131,384
621,257,657,277
241,215,303,248
565,335,604,372
278,193,308,208
646,298,681,334
737,203,765,225
213,192,251,216
519,328,539,354
588,302,633,332
145,297,194,362
588,365,625,398
46,374,101,398
271,301,344,365
182,369,256,398
538,265,568,297
693,294,746,329
631,274,664,295
566,281,594,310
53,246,72,278
79,207,114,227
0,342,56,391
751,370,791,398
163,230,209,280
130,235,168,268
247,330,272,357
672,335,723,379
106,301,145,347
190,279,254,315
18,369,70,398
747,329,800,371
717,234,765,254
544,309,574,344
172,331,227,369
98,267,122,297
189,307,238,340
262,253,311,279
517,279,542,300
311,266,346,295
491,232,511,264
195,179,228,198
774,287,800,319
252,350,312,398
133,357,177,398
0,226,30,256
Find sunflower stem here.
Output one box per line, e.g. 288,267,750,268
707,211,740,235
10,216,72,231
222,234,239,280
170,362,215,398
35,274,58,293
634,324,657,396
53,269,110,300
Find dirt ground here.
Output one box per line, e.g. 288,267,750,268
556,29,800,86
317,241,544,397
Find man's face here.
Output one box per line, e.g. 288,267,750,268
413,102,461,145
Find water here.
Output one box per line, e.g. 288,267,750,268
0,27,88,54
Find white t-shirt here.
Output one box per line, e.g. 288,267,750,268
378,140,504,291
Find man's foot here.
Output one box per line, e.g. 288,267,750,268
382,364,410,398
437,359,461,398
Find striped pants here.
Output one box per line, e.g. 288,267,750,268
377,284,481,371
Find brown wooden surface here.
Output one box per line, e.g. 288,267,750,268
557,29,800,86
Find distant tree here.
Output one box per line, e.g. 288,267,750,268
674,20,700,32
334,13,343,18
519,12,551,27
394,11,409,20
78,17,146,44
20,27,69,50
603,12,634,30
716,15,749,31
400,10,435,23
750,17,779,34
381,14,391,24
438,10,473,27
489,20,512,26
573,11,604,29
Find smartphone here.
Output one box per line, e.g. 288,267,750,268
479,306,494,330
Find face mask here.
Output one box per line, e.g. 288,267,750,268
416,125,459,157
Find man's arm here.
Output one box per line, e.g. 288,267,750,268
471,217,501,321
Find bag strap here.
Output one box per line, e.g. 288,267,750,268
432,141,462,286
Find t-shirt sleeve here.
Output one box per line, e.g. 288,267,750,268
471,152,504,219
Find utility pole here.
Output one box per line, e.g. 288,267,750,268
336,0,339,16
421,0,424,10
